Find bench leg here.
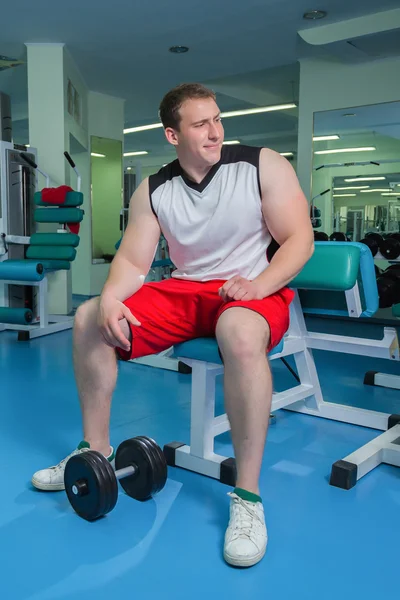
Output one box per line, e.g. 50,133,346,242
164,360,237,486
330,416,400,489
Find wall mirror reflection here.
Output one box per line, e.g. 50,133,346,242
91,136,123,264
311,101,400,246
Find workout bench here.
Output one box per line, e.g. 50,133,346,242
162,242,399,488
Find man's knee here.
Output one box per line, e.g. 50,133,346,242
74,297,100,333
216,308,270,363
74,297,131,343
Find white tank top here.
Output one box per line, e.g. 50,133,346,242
149,145,272,282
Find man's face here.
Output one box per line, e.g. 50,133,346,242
166,97,224,167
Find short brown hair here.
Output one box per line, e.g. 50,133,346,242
159,83,216,130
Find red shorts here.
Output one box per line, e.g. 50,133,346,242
117,278,295,361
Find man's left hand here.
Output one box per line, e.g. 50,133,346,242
218,276,264,302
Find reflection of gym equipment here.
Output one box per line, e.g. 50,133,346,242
310,188,330,229
376,264,400,308
360,232,400,260
0,148,84,339
64,436,167,521
314,158,400,171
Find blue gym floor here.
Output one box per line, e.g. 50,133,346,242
1,316,400,600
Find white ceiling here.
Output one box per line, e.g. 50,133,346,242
1,0,400,167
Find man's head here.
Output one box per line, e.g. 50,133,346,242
159,83,224,168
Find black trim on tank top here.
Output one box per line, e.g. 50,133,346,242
149,144,263,199
148,160,182,216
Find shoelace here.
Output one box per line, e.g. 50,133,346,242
51,447,89,471
227,492,264,541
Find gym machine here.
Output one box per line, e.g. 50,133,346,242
0,117,84,338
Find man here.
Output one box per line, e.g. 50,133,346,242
32,83,314,567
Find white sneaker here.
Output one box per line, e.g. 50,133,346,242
224,492,268,567
31,441,115,491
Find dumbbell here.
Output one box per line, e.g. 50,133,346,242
379,233,400,260
314,231,329,241
329,232,347,241
377,265,400,308
64,436,167,521
360,233,383,257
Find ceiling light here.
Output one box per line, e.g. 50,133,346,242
169,46,189,53
343,113,356,117
345,177,386,182
124,123,163,134
223,140,240,145
334,186,370,191
91,152,106,158
280,152,294,157
124,103,296,135
221,103,296,118
303,10,327,19
123,151,148,157
127,167,132,171
313,135,340,141
360,189,391,193
381,193,400,196
314,147,376,155
333,194,357,197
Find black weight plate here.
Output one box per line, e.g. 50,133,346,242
314,231,329,241
130,437,160,493
360,237,378,256
116,437,158,500
135,436,167,495
64,451,118,521
128,436,167,497
380,239,400,259
365,232,384,243
329,231,346,241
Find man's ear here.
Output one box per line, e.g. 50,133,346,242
164,127,179,146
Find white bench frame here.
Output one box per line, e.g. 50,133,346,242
166,289,398,485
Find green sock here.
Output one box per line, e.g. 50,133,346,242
234,487,262,504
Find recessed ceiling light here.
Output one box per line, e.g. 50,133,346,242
223,140,240,145
303,10,327,20
123,151,148,157
333,194,357,197
91,152,106,158
313,135,340,141
314,146,376,155
169,46,189,53
345,177,386,182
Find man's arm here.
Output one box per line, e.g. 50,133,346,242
252,148,314,297
101,178,161,303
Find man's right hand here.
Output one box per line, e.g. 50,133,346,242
98,295,141,351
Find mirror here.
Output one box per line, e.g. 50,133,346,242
90,136,123,263
311,101,400,241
